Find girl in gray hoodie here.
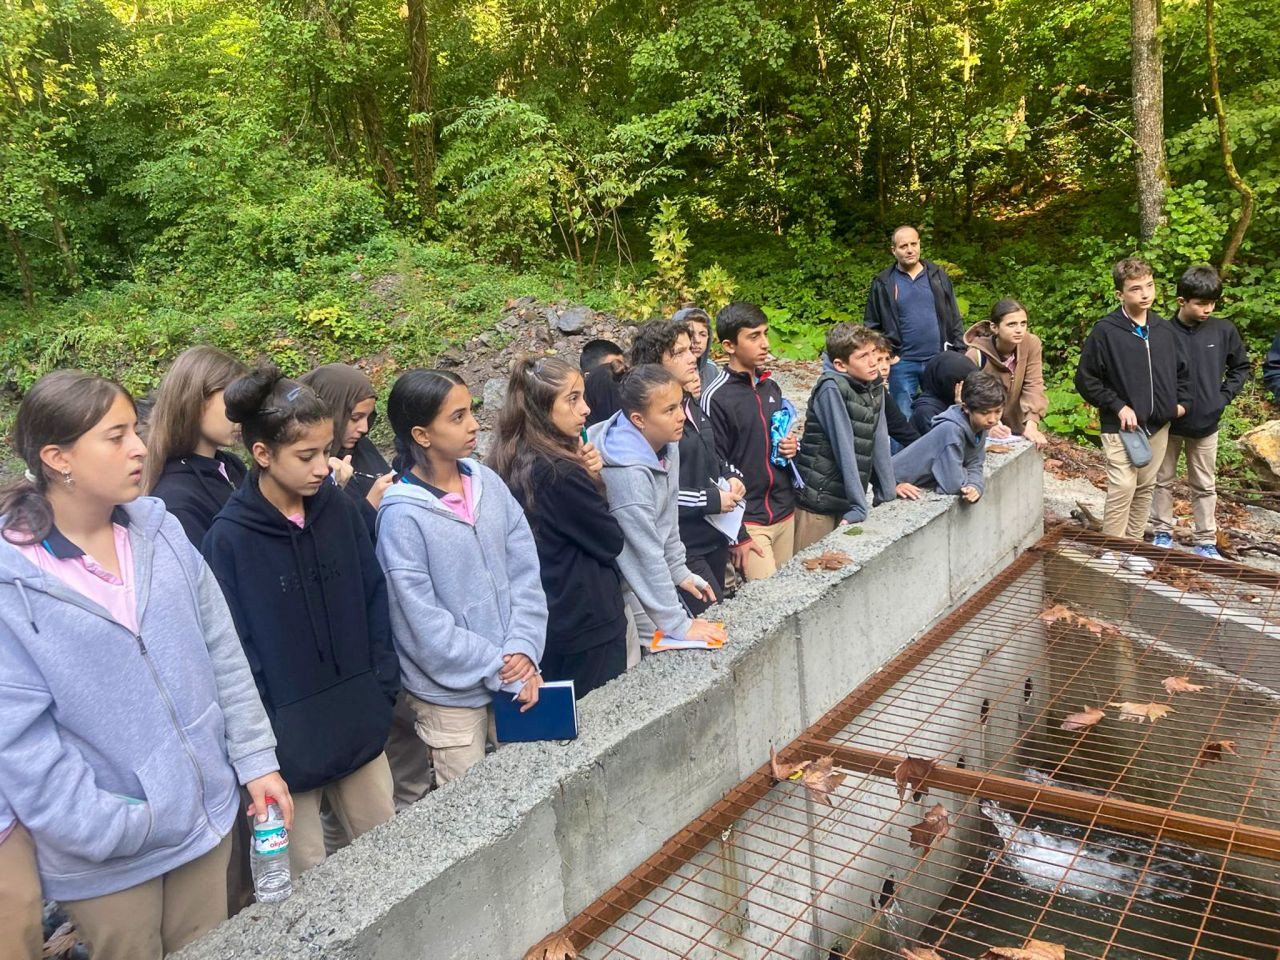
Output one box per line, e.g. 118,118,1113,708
376,370,547,785
0,371,285,960
587,366,726,654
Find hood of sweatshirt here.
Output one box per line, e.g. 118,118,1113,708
589,411,670,472
378,457,488,519
919,351,978,403
931,403,979,442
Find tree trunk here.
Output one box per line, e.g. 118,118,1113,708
1130,0,1166,239
6,224,35,307
1206,0,1254,272
405,0,437,220
356,90,401,198
44,184,80,289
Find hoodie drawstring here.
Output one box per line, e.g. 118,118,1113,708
287,526,335,669
14,578,39,634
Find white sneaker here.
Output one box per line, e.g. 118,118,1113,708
1123,554,1154,574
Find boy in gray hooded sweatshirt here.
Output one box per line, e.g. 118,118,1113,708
588,366,726,657
891,370,1005,502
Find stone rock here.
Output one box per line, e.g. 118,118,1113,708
543,307,560,329
1240,421,1280,489
350,271,366,283
482,377,508,411
437,348,464,368
556,305,593,334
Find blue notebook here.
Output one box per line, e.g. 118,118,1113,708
493,680,578,742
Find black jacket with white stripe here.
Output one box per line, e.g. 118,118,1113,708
678,394,742,556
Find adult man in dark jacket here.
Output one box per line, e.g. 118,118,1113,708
1075,257,1191,549
864,225,964,418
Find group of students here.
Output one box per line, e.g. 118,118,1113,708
0,240,1255,960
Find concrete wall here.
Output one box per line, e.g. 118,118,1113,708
179,445,1043,960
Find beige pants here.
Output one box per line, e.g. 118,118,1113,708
289,753,395,878
623,605,642,669
741,516,796,580
1152,431,1219,544
793,509,840,553
1100,426,1170,540
385,691,435,809
0,824,42,960
63,833,231,960
407,695,496,786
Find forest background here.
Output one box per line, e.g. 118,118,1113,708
2,0,1278,470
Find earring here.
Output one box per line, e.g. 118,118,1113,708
61,469,74,489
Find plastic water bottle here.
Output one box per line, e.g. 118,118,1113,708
250,796,292,903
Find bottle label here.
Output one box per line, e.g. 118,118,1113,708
253,824,288,856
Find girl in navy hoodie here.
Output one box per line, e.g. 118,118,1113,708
203,365,399,878
490,356,628,699
376,370,546,784
0,371,286,960
145,346,249,545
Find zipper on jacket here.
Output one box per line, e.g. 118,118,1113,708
752,382,776,524
1145,336,1154,423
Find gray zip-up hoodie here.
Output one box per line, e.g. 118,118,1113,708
0,497,277,900
376,462,547,709
588,412,709,640
890,404,987,495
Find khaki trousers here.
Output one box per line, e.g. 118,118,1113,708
63,833,231,960
1100,426,1170,540
0,824,42,960
385,691,435,809
407,695,496,786
793,509,840,553
741,516,796,580
289,753,395,878
1151,431,1219,544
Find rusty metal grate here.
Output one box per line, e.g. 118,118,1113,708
534,527,1280,960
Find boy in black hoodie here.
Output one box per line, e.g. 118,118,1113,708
701,302,798,580
203,366,400,879
630,318,744,611
1150,266,1250,558
1075,257,1192,550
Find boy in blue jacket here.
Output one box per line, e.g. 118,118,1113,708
891,371,1005,501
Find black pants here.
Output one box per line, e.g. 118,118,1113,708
541,626,628,700
685,542,730,617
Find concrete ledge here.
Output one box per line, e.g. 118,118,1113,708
179,445,1043,960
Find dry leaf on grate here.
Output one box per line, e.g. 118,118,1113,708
769,744,807,781
799,755,847,806
1196,739,1239,766
1037,603,1110,637
802,549,853,571
524,932,577,960
894,756,937,801
1107,701,1173,724
907,803,952,850
902,947,946,960
1161,676,1205,694
1061,705,1106,731
982,939,1066,960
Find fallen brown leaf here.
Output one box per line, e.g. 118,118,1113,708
894,756,937,801
524,932,577,960
802,549,853,571
1108,701,1174,724
1162,676,1205,695
799,755,847,806
1196,739,1239,767
908,803,952,850
769,744,805,782
902,947,946,960
1038,603,1110,637
981,939,1066,960
1061,705,1106,732
988,444,1013,454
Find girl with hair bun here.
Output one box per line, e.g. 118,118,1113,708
202,365,399,879
490,356,628,699
0,370,286,960
145,346,250,545
376,369,546,784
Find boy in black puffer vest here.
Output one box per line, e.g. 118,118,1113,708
795,324,919,551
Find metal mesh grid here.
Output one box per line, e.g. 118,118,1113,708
535,528,1280,960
